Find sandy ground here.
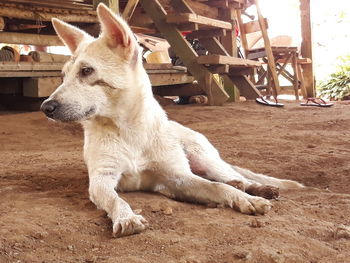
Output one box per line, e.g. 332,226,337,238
0,101,349,263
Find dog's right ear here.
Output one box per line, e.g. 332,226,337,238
52,18,91,54
97,3,135,50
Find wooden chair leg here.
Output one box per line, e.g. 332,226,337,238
291,51,299,100
297,61,307,98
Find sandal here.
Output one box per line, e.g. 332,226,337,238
300,98,333,107
256,96,284,107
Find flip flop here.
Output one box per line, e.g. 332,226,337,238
256,96,284,107
300,98,333,107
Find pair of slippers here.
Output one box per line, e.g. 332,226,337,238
256,97,334,108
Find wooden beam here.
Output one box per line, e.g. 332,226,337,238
300,0,314,97
140,0,229,105
0,32,63,46
122,0,139,21
0,5,97,23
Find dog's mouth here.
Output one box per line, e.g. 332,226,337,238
41,101,96,122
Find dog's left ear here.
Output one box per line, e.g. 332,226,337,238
97,3,135,49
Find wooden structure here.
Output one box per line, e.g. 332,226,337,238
0,0,315,105
236,0,310,99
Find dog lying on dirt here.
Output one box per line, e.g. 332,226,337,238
41,3,303,237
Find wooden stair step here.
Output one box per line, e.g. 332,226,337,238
197,55,261,68
166,13,233,30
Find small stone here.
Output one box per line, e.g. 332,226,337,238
249,218,264,228
163,207,173,215
67,245,74,251
334,225,350,239
234,251,252,260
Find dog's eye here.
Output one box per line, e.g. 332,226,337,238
81,67,94,77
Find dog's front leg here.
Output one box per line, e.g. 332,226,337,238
89,173,148,237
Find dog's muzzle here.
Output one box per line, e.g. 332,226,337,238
41,100,59,118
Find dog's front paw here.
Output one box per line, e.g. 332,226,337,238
247,196,272,215
233,195,272,215
113,214,148,238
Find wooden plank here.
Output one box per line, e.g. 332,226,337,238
140,0,229,105
166,13,233,30
0,71,62,77
197,55,261,67
300,0,314,97
23,77,62,97
143,63,187,71
0,62,64,71
149,73,194,86
0,5,97,23
229,75,261,99
243,18,268,34
0,32,63,46
122,0,139,21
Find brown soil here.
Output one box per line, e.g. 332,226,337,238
1,101,350,263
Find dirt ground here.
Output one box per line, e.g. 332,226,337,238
0,100,349,263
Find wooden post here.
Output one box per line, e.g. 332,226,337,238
255,0,281,97
0,17,5,31
300,0,314,97
93,0,119,13
219,7,240,102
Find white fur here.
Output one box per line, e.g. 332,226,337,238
43,4,303,238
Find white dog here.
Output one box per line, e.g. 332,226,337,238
41,3,303,237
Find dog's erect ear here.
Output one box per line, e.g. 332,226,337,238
52,18,90,54
97,3,134,49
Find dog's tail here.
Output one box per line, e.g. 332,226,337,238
231,165,304,189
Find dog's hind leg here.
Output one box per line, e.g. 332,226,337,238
170,121,302,199
156,164,272,215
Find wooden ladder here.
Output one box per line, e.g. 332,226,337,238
139,0,262,105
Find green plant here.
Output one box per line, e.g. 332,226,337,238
318,55,350,100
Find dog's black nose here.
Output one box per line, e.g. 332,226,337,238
41,100,59,116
